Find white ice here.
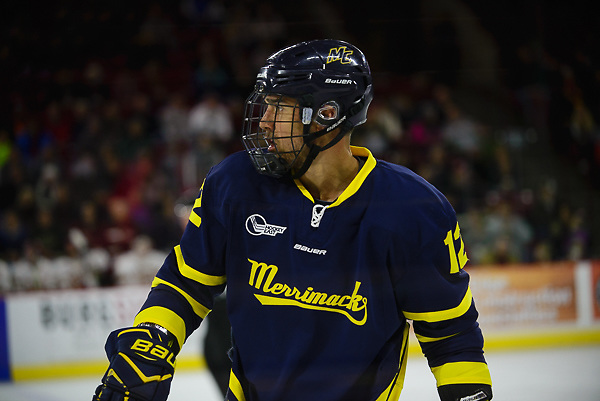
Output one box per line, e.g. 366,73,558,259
1,346,598,401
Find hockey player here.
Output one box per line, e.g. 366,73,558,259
93,39,493,401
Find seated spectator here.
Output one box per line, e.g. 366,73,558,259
0,209,28,262
481,198,533,264
187,92,234,144
31,208,68,258
0,260,11,294
113,235,167,286
12,256,37,292
102,197,138,257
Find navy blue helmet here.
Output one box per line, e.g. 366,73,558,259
242,39,373,178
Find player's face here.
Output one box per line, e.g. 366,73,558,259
259,95,305,164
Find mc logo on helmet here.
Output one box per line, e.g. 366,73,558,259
326,46,353,64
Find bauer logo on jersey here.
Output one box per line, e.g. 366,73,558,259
245,214,287,236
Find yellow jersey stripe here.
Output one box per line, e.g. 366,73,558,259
188,181,204,227
133,306,187,350
431,361,492,387
375,324,410,401
415,332,459,343
151,277,211,319
403,287,472,322
175,245,227,286
189,211,201,227
229,370,246,401
294,180,315,202
331,146,376,207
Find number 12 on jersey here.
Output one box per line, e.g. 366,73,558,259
444,223,468,274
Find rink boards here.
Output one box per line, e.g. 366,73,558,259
1,260,599,382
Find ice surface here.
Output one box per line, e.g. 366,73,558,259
1,346,598,401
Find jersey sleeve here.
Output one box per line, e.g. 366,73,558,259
392,192,492,390
133,173,228,350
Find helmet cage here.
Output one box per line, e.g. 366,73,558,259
242,91,312,178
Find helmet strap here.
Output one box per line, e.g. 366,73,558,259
289,119,352,179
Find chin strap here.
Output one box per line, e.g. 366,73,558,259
289,121,351,179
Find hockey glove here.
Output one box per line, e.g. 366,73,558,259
438,383,493,401
93,325,179,401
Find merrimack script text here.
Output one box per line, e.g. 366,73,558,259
247,258,368,325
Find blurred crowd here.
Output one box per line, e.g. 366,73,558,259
0,0,598,293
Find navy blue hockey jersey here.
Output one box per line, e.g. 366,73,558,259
134,146,492,401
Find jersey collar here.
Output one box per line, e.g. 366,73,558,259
294,146,376,207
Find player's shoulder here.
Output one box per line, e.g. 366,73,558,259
370,159,456,245
203,151,280,197
204,151,254,190
373,159,448,206
208,150,253,178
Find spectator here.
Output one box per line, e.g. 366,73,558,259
193,41,231,96
0,259,11,293
14,185,37,233
187,92,234,144
34,162,61,210
481,198,533,264
159,92,190,146
71,200,107,251
457,208,487,265
562,208,590,261
0,210,28,262
113,235,167,286
406,100,443,161
11,256,37,292
0,152,29,211
102,197,137,258
30,208,67,258
416,143,451,196
441,102,483,157
353,100,403,159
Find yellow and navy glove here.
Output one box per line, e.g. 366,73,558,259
93,324,179,401
438,383,493,401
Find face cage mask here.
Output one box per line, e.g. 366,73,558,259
242,91,313,178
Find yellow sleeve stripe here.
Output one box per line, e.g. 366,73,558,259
151,277,211,319
431,361,492,387
134,306,187,350
188,181,204,227
415,332,458,343
175,245,227,286
189,211,201,227
229,370,246,401
403,287,472,322
193,195,202,209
